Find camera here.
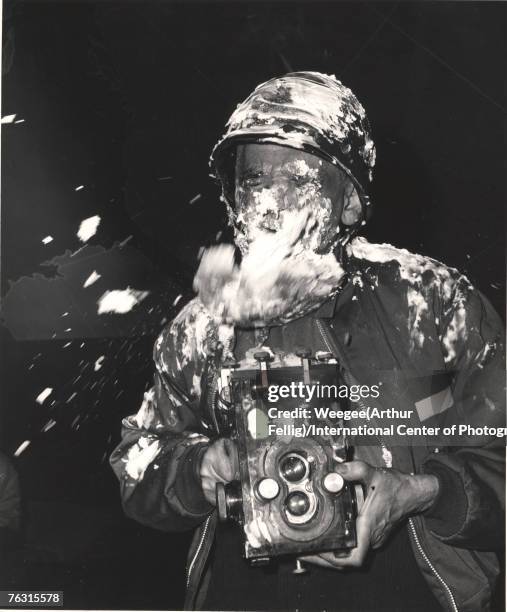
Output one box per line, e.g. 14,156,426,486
214,348,361,564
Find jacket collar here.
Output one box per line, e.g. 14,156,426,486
311,290,341,319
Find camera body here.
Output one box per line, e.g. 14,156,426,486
215,349,359,563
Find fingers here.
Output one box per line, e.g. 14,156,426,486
299,554,344,570
334,460,375,485
221,438,240,480
307,513,371,569
203,438,238,483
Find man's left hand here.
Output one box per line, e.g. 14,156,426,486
301,461,439,569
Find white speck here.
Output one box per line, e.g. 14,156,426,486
66,392,77,403
14,119,25,124
42,419,57,433
77,215,101,242
382,447,393,468
63,342,72,348
75,185,85,191
189,193,202,205
1,114,16,124
352,273,363,288
119,235,133,248
97,287,149,314
62,312,69,317
42,236,53,245
14,440,31,457
172,294,182,306
65,328,72,332
36,387,53,405
94,355,105,371
484,397,495,410
83,270,101,288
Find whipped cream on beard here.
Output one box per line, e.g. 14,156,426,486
193,204,345,328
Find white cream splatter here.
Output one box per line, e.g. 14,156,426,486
133,389,156,429
97,288,149,314
476,341,496,369
442,302,467,364
36,387,53,405
407,287,429,349
14,440,31,457
349,237,457,300
77,215,101,242
1,114,17,124
83,270,101,288
194,208,345,326
42,419,57,433
382,447,393,468
191,374,201,398
123,437,161,481
172,301,215,367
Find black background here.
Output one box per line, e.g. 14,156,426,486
1,1,505,609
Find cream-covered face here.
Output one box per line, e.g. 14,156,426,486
232,143,361,255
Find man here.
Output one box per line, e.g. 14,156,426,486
110,72,505,611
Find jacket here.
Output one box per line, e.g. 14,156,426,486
110,237,506,612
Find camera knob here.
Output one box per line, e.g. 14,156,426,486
223,358,239,369
254,351,272,363
323,472,344,493
295,347,312,359
257,477,280,501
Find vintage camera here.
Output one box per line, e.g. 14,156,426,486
214,348,361,564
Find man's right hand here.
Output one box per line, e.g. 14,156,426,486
200,438,239,505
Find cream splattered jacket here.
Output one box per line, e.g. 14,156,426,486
110,238,505,612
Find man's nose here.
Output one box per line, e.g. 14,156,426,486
260,184,292,213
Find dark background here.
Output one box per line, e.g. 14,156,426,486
1,1,505,609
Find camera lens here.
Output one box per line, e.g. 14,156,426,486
285,492,310,516
280,455,307,482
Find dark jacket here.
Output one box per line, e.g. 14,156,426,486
110,238,506,612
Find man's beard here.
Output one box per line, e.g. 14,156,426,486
193,208,345,327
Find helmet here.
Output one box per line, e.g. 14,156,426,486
209,71,376,228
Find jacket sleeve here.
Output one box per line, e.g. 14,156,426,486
422,277,506,550
110,302,216,532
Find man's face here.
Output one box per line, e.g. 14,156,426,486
232,143,359,255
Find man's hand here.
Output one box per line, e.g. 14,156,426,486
200,438,239,505
301,460,439,569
